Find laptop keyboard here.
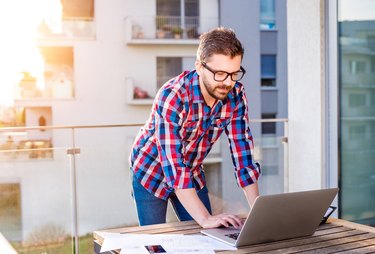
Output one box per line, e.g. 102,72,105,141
225,232,240,240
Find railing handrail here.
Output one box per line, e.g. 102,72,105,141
0,118,288,132
0,123,144,132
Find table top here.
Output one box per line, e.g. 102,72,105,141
94,218,375,253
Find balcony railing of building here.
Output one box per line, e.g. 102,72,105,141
124,16,219,45
37,18,96,40
0,119,287,253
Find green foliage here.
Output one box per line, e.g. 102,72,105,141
172,26,183,35
11,232,94,254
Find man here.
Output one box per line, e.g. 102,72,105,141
129,27,260,229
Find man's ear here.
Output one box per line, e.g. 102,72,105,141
195,60,203,75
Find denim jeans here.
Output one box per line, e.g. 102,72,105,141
132,175,212,226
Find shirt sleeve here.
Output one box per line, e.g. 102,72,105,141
154,86,194,190
225,86,261,188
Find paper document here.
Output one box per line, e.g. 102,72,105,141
119,247,215,254
100,233,236,253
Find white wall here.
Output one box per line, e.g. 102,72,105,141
287,0,325,191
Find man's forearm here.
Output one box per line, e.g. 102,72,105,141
174,188,210,224
243,182,259,208
174,188,243,229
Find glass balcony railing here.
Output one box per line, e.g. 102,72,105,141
124,16,219,44
0,119,288,253
37,18,96,40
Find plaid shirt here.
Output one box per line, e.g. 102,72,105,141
130,70,260,200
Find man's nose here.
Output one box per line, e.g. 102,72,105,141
223,75,233,86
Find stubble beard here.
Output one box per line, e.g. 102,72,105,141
203,79,232,101
202,74,232,101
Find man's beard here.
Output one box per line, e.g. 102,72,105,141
203,79,232,101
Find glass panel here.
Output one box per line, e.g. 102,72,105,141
157,57,183,89
261,78,276,87
256,121,285,194
261,55,277,78
185,0,199,17
338,0,375,226
0,128,75,253
42,47,74,99
0,119,287,252
73,126,142,253
156,0,200,39
185,0,199,30
260,0,276,30
0,106,53,152
261,113,277,134
0,183,21,241
157,0,181,16
220,121,286,215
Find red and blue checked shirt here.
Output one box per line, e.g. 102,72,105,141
130,70,260,200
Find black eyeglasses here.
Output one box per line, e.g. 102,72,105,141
200,61,246,82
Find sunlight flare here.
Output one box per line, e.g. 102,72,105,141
0,0,62,106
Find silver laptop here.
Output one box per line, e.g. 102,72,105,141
201,188,339,247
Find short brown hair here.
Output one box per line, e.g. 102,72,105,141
197,27,244,63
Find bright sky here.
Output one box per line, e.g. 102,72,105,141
0,0,62,107
339,0,375,21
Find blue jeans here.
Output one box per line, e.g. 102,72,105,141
132,176,212,226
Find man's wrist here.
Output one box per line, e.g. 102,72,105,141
196,214,210,227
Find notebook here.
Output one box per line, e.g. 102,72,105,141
201,188,339,247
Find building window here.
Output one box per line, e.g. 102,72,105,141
338,0,375,227
349,125,366,140
0,107,53,160
349,60,366,74
41,47,74,99
260,0,276,30
15,47,74,100
261,78,276,87
157,58,182,89
61,0,94,19
0,183,21,240
156,0,199,39
371,56,375,73
349,93,366,107
261,55,277,87
261,113,277,134
157,0,199,18
157,57,195,89
368,35,375,51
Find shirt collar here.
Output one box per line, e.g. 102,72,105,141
191,71,204,104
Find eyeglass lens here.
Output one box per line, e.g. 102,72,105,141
214,71,244,82
202,62,245,81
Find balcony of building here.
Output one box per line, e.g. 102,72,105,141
0,119,287,253
36,18,96,41
124,16,218,45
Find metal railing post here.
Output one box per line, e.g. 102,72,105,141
283,121,289,192
67,128,80,254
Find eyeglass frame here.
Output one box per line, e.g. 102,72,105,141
200,61,246,82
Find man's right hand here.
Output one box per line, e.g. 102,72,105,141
198,213,243,229
174,188,244,229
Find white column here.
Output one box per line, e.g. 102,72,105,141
286,0,325,191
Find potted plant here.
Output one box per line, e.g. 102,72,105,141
187,27,198,39
172,26,183,39
156,29,166,39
